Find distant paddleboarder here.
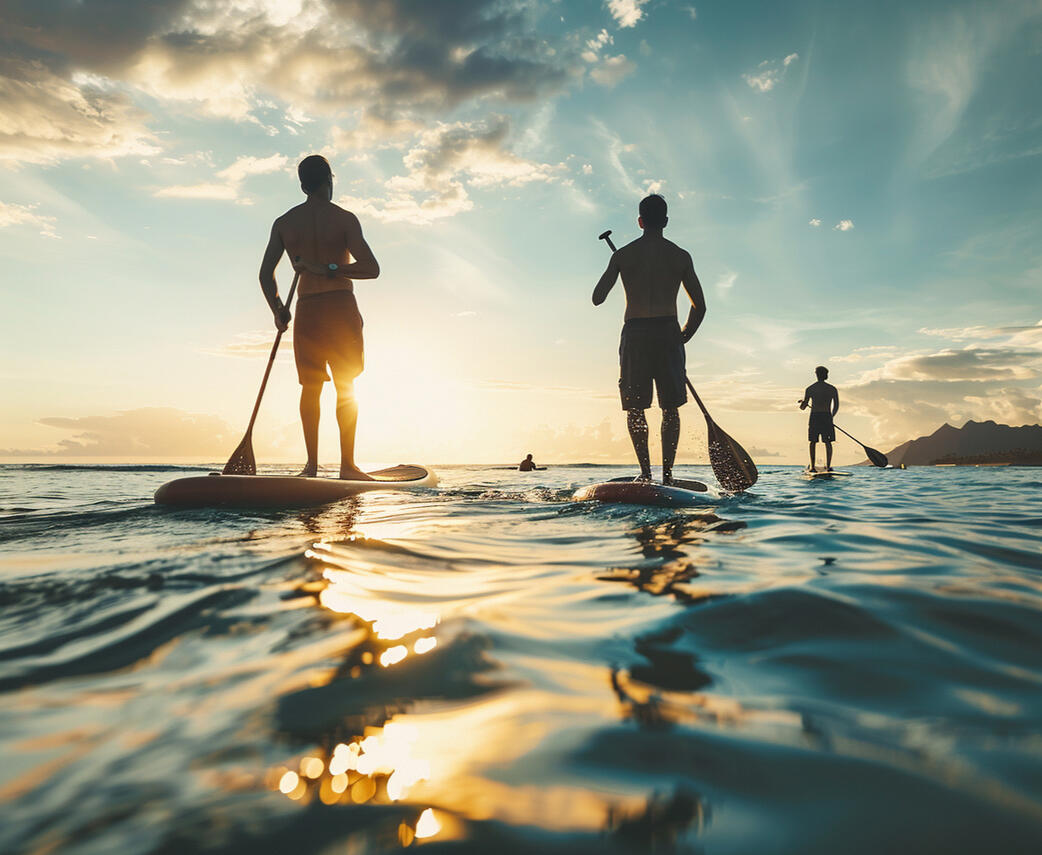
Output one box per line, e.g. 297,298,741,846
592,194,706,484
259,155,380,480
518,454,544,471
799,366,839,472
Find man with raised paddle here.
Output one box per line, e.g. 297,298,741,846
799,365,840,472
258,155,380,480
592,194,706,485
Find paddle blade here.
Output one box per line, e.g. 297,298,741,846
706,419,759,492
864,446,889,468
222,432,256,475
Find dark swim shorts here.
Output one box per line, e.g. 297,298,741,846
619,316,687,410
293,290,364,386
808,411,835,442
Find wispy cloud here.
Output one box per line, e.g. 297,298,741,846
155,154,289,204
743,53,799,92
833,219,854,231
0,201,58,238
808,218,822,227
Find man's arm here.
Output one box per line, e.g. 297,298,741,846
799,386,810,409
679,253,706,343
259,221,291,331
341,212,379,279
831,388,840,417
592,254,619,305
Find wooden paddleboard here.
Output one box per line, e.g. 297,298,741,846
155,465,436,508
573,477,710,508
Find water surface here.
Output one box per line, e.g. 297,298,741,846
2,463,1041,853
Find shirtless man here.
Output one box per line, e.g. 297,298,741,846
592,194,706,484
259,155,380,479
799,366,839,471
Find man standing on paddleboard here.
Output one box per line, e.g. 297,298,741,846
799,366,839,472
592,194,706,484
259,155,380,480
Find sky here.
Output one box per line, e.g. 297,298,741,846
2,0,1041,466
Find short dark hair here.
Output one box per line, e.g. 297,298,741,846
298,155,332,193
815,365,828,380
639,194,667,229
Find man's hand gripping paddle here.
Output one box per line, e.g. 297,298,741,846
598,230,758,493
223,263,301,475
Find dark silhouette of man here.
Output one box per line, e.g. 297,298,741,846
799,365,839,471
514,454,541,472
592,194,706,484
259,155,380,480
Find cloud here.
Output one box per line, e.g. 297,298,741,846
681,6,698,21
808,218,821,227
590,54,636,87
742,52,799,93
829,345,900,364
1,0,570,168
748,446,782,458
606,0,649,29
582,163,593,175
865,347,1038,382
203,329,294,359
155,153,289,203
2,407,237,457
918,321,1042,346
715,271,737,294
338,117,563,224
0,57,160,164
833,219,854,231
841,338,1042,442
0,201,58,237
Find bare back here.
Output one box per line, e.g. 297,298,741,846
276,200,359,299
615,235,695,320
804,381,838,413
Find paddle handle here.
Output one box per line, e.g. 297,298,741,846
243,270,300,436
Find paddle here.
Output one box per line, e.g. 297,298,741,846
223,264,300,475
597,230,758,493
834,424,889,468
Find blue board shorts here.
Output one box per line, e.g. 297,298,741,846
808,412,835,442
293,290,364,386
619,316,687,410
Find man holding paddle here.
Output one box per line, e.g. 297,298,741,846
258,155,380,480
593,194,706,484
799,365,840,472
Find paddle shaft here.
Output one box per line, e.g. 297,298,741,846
833,424,867,448
242,269,300,438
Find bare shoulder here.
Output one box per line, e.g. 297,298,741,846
664,238,693,265
330,202,361,226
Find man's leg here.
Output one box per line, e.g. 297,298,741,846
626,409,652,480
299,382,322,477
808,440,817,471
661,407,680,484
825,440,833,471
335,380,372,480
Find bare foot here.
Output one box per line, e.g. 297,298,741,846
633,472,652,483
808,466,818,473
339,466,374,481
662,473,675,486
296,465,318,477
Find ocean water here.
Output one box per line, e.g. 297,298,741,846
1,462,1041,854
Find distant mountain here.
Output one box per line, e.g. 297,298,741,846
884,420,1042,466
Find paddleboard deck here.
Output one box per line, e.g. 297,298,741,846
803,469,852,479
573,476,710,508
154,465,436,508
